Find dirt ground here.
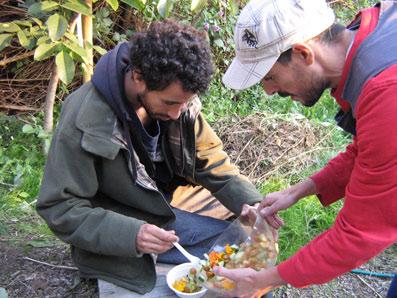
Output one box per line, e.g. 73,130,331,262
0,241,97,297
1,233,395,298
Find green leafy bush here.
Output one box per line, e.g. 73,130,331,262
0,114,46,209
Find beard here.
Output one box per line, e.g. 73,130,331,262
137,94,170,121
298,72,330,107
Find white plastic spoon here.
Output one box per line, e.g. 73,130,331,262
173,242,201,264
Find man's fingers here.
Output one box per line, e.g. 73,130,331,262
145,225,179,242
139,241,173,254
259,198,272,209
139,232,174,247
213,266,236,280
137,224,179,253
273,214,284,226
264,215,280,229
260,205,277,217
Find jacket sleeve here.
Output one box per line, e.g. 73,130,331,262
310,139,357,206
277,71,397,287
192,113,263,214
37,100,145,258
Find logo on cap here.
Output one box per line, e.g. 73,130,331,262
242,29,258,48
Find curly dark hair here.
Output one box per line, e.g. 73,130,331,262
129,19,214,93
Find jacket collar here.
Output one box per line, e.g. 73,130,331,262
75,83,123,160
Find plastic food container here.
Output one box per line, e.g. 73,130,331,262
199,213,278,296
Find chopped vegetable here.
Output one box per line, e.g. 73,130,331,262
198,234,276,293
172,268,203,293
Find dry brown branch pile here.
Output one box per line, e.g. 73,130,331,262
0,59,51,111
0,58,81,113
213,113,338,185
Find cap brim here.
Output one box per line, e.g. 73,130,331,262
222,55,278,90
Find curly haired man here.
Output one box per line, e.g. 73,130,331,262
36,20,264,294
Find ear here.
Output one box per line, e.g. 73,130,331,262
131,69,147,93
291,43,315,65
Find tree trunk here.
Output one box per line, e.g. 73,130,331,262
40,14,79,154
43,65,59,153
82,0,93,83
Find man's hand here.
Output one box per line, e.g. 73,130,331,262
213,266,285,297
136,223,179,254
259,178,318,229
240,203,259,226
258,190,294,229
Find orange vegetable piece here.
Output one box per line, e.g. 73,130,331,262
209,251,221,267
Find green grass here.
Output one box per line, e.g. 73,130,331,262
259,175,343,262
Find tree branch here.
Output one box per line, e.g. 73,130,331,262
0,51,34,67
23,257,78,271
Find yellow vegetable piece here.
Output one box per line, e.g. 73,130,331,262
222,278,236,290
173,278,187,292
225,244,233,255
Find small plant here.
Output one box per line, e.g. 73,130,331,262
0,114,46,210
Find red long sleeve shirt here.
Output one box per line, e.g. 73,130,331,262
277,7,397,287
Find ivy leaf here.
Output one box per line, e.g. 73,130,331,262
14,20,33,28
64,32,79,44
31,18,44,28
105,0,119,11
22,124,35,134
120,0,145,11
34,42,59,61
17,29,30,48
0,34,13,51
191,0,207,12
28,1,59,16
47,14,68,41
61,0,91,16
0,22,20,33
157,0,174,18
63,41,88,63
29,26,42,37
56,50,75,85
37,36,51,45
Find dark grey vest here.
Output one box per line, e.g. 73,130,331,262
336,1,397,135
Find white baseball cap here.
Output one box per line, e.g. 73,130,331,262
223,0,335,90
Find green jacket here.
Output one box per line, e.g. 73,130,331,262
37,82,262,293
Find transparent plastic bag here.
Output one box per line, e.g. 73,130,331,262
199,212,277,295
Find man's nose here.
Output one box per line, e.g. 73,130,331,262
261,81,278,95
168,103,187,120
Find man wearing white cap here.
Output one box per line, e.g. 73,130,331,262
216,0,397,296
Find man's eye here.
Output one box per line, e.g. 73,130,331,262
263,76,273,81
